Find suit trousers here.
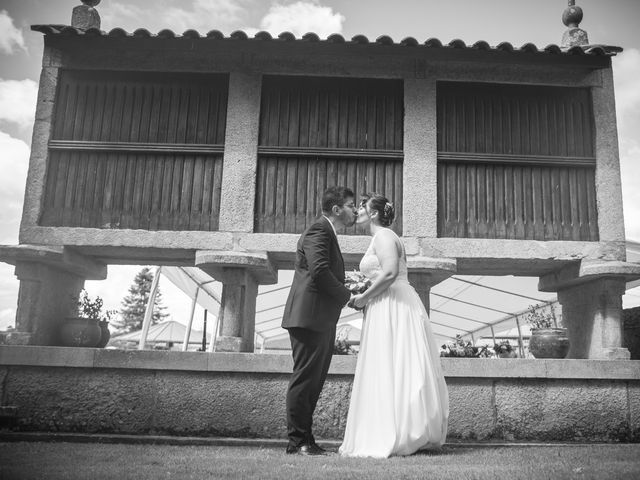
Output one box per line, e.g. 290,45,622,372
285,326,336,447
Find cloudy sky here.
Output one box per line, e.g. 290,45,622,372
0,0,639,330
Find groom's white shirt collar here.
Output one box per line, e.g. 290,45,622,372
322,215,337,238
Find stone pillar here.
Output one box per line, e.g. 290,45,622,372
217,72,262,233
408,272,432,312
407,258,457,313
403,78,438,237
195,251,277,353
215,268,258,352
592,66,626,243
0,245,107,345
557,278,629,359
14,262,85,346
20,51,60,241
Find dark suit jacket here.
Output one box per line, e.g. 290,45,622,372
282,217,351,332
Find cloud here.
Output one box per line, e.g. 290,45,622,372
0,306,16,330
0,78,38,130
614,49,640,136
0,130,28,331
613,49,640,241
0,131,29,245
102,0,252,34
99,1,345,39
163,0,249,33
0,10,25,54
260,1,345,38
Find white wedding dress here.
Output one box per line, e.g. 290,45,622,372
339,230,449,458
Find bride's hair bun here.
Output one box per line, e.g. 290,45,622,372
361,192,395,227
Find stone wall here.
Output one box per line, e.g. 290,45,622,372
1,346,638,442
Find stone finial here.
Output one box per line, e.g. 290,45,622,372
561,0,589,47
71,0,101,30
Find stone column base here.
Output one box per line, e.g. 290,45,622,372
601,347,630,360
215,335,251,353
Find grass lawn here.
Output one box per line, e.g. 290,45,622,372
1,442,640,480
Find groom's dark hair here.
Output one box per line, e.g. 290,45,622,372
321,186,354,214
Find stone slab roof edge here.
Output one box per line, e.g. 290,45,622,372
30,25,623,57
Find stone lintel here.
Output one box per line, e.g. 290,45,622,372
0,244,106,280
195,250,277,285
407,256,457,285
538,259,640,292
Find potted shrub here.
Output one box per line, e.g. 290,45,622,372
440,335,490,358
524,305,569,359
333,328,356,355
493,340,517,358
59,290,114,348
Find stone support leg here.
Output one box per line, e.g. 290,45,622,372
557,278,629,359
215,268,258,353
195,251,277,353
14,261,86,346
408,272,440,313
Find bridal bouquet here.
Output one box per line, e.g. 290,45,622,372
344,270,372,295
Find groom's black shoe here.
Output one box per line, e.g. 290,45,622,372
311,442,328,454
286,443,326,456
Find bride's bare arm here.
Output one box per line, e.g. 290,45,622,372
352,230,400,308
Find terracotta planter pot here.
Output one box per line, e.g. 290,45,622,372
529,327,570,359
59,317,102,348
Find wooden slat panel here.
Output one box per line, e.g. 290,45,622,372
120,153,136,229
61,150,79,226
437,82,594,158
52,70,228,144
100,150,115,228
256,77,404,237
40,153,223,231
189,156,204,230
263,157,278,232
254,156,403,235
43,70,228,231
200,156,214,232
436,162,598,241
259,76,403,151
437,82,597,240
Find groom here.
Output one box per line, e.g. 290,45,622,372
282,186,356,455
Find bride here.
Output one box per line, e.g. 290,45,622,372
339,193,449,458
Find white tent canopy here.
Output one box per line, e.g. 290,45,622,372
138,240,640,352
136,266,222,352
162,266,222,313
149,269,558,351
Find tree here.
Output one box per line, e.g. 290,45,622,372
115,267,168,333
